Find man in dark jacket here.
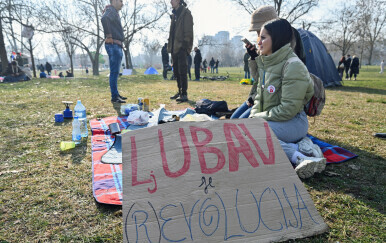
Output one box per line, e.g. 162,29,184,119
161,43,170,80
167,0,194,102
101,0,127,103
344,54,352,80
193,47,202,80
45,62,52,75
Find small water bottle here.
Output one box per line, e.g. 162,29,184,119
74,100,88,137
72,116,81,144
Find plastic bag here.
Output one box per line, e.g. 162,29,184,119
127,110,149,125
120,104,139,116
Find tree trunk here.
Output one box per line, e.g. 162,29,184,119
124,45,133,69
0,19,9,75
69,53,74,75
91,56,98,75
28,39,36,78
367,42,374,65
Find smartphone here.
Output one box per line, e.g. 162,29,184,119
241,38,252,46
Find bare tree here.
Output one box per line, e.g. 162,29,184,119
356,0,386,65
50,38,63,66
143,40,162,68
121,0,168,69
1,0,40,77
230,0,319,24
322,4,359,56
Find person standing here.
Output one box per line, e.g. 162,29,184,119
337,56,345,78
193,47,202,81
187,53,192,80
161,43,170,80
349,55,360,80
202,59,207,73
209,57,215,73
380,60,384,74
215,59,219,73
167,0,194,102
45,62,52,75
344,54,351,80
243,51,250,79
101,0,127,103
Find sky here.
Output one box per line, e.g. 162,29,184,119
30,0,336,59
132,0,336,56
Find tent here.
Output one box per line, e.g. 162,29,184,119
144,67,159,75
298,29,342,87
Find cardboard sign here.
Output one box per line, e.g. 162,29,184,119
122,118,328,242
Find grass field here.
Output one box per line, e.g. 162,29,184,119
0,66,385,242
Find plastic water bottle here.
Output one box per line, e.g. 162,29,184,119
72,116,81,144
74,100,88,137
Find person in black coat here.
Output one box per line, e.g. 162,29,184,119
45,62,52,75
187,54,192,80
349,55,360,80
161,43,170,80
344,54,351,80
209,57,215,73
193,47,202,80
38,64,45,73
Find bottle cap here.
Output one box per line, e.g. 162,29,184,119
74,116,78,119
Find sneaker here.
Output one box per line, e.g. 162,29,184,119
297,137,324,158
176,95,188,102
118,95,127,100
295,156,326,179
111,97,126,103
170,93,180,99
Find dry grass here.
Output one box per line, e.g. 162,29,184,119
0,66,385,242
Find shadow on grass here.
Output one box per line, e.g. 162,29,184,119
327,85,386,95
304,137,385,214
111,102,122,116
95,200,122,214
59,138,88,164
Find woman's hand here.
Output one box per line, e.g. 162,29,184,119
247,97,254,107
245,44,258,60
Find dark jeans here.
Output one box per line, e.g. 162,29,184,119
345,67,350,79
172,51,188,95
187,66,191,80
105,44,123,100
244,70,250,79
163,63,168,79
194,64,200,80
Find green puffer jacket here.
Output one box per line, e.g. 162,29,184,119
249,44,314,121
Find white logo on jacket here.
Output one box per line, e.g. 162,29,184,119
267,85,275,93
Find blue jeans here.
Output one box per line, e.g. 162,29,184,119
230,101,251,119
244,71,250,79
267,111,309,165
105,44,123,100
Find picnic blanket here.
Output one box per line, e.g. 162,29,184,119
90,110,357,205
307,134,358,164
90,108,198,205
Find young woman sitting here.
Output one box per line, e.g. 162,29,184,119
249,18,326,179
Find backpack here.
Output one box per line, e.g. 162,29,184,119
194,99,229,116
281,57,325,117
